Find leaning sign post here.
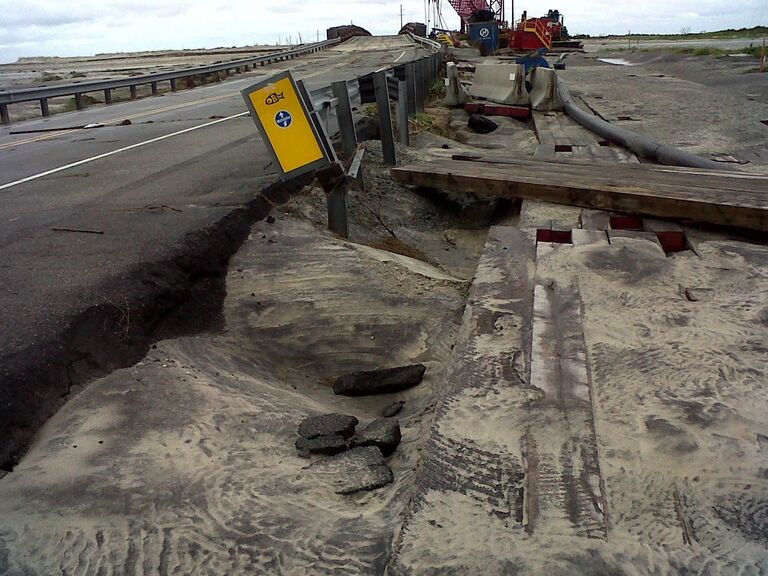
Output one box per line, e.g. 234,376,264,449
241,71,349,237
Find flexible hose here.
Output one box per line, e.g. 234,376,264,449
557,77,736,171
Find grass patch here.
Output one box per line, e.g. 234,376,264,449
410,112,434,128
430,79,446,98
62,98,77,112
61,94,100,112
69,71,87,78
618,44,766,60
579,26,768,41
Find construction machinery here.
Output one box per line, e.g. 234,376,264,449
444,0,505,33
509,11,552,51
509,9,583,51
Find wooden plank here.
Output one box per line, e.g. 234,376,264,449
397,156,768,201
390,226,536,572
520,199,582,229
579,209,612,230
642,218,683,232
533,144,557,159
608,230,666,253
527,281,607,538
563,124,599,147
434,150,760,194
532,111,563,145
391,159,768,231
572,229,609,245
571,144,640,163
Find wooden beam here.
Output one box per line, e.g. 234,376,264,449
391,158,768,231
427,150,760,194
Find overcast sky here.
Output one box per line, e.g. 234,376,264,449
0,0,765,63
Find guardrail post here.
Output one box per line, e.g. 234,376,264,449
373,71,396,166
130,85,137,99
39,98,50,117
397,80,409,147
317,164,349,239
1,104,10,124
406,62,416,116
421,56,432,106
104,89,112,104
169,79,177,92
331,80,357,159
414,61,424,114
151,82,159,96
74,93,84,110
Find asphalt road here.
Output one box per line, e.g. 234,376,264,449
0,35,428,468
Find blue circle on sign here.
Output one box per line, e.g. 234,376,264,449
275,110,292,128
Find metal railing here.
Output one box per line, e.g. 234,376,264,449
407,33,444,52
0,39,341,124
308,51,443,164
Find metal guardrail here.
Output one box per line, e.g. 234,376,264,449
407,33,444,52
0,39,341,123
308,50,443,158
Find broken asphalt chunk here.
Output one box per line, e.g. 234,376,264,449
297,413,358,439
295,435,348,457
323,446,394,495
333,364,426,396
353,418,401,456
467,113,498,134
382,400,405,418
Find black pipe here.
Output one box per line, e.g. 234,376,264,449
557,78,736,171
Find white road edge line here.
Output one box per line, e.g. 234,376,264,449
0,111,250,192
394,50,407,63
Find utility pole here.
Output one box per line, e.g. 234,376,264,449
400,4,404,29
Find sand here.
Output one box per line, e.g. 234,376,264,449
0,50,766,574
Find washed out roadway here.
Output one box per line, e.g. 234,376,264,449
0,35,427,469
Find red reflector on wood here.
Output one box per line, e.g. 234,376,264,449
464,103,531,119
609,215,643,230
536,229,572,243
655,231,688,255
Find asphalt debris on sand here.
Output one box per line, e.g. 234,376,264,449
467,113,498,134
352,418,401,456
297,413,358,439
333,364,427,396
295,434,349,457
382,400,405,417
313,446,394,495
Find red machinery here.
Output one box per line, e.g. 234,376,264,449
509,11,552,51
445,0,504,32
508,9,582,51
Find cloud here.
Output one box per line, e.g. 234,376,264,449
0,0,764,64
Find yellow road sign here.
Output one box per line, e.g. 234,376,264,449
241,71,331,178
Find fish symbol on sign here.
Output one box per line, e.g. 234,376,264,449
264,92,285,105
